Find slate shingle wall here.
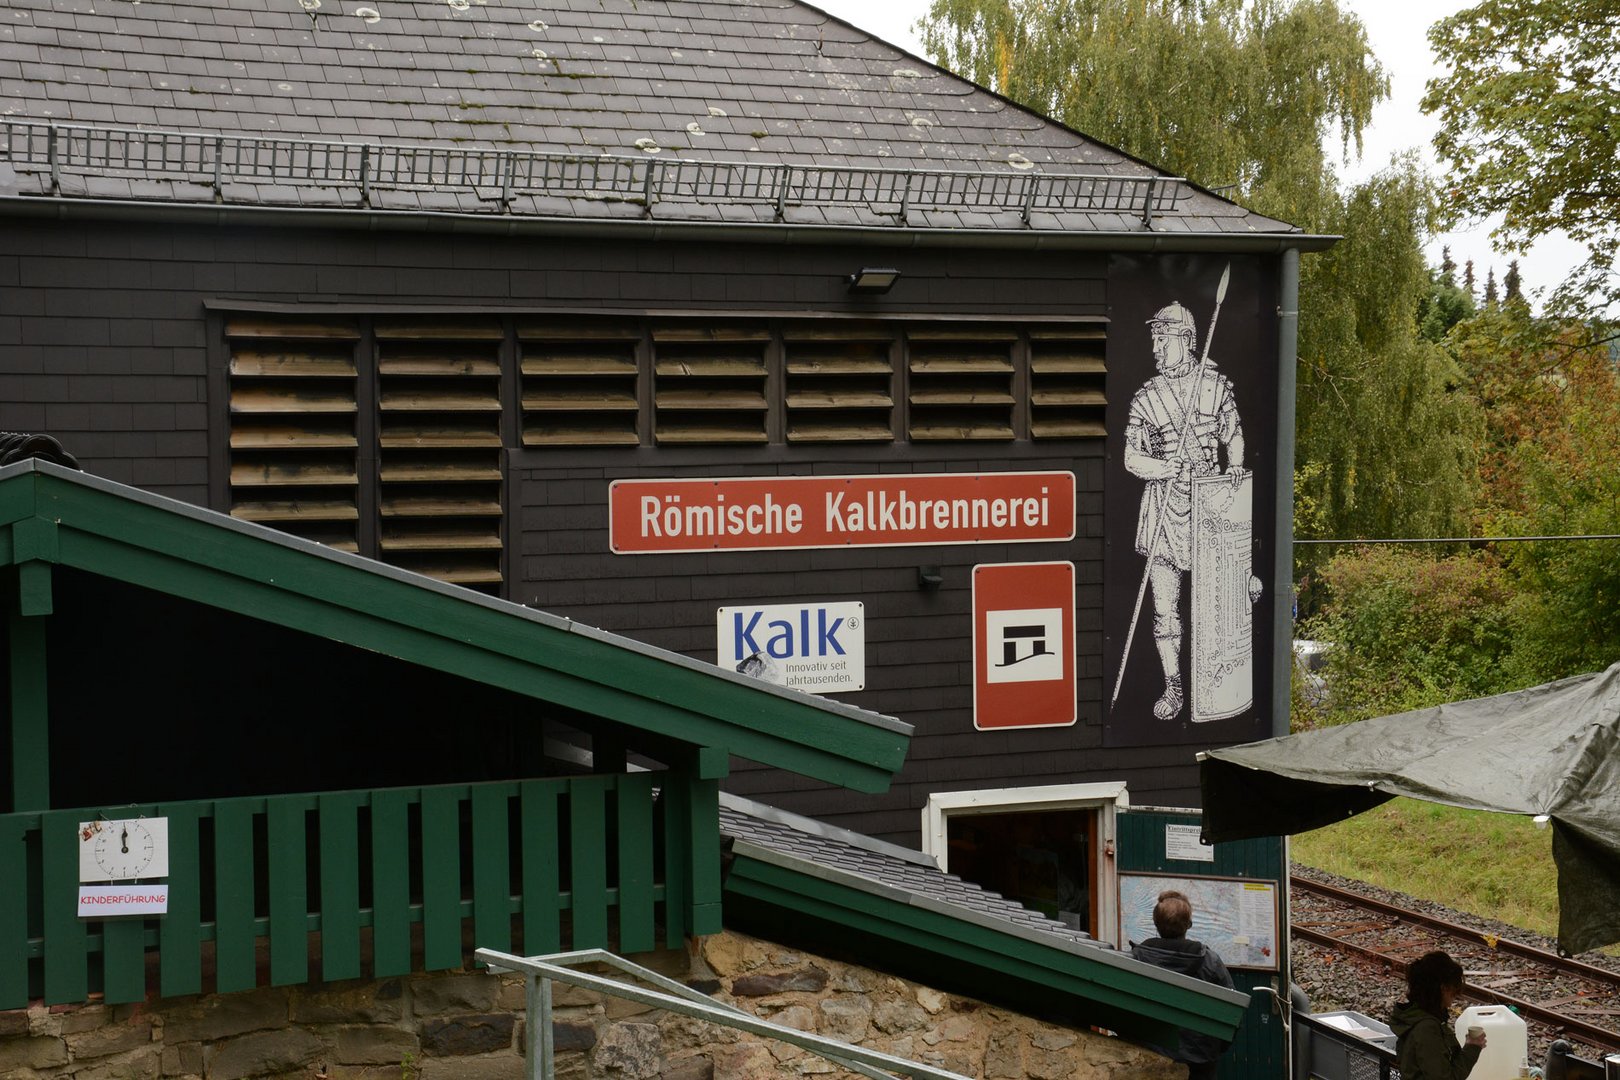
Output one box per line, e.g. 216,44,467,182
0,213,1208,843
0,223,212,499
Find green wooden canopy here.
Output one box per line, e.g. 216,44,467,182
723,830,1250,1048
0,459,911,809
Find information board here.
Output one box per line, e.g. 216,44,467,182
1119,872,1279,971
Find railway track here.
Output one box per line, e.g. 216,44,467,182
1291,874,1620,1057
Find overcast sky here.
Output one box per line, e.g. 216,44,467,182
811,0,1581,307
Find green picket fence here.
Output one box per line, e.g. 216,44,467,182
0,772,720,1009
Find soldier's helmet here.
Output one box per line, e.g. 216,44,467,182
1147,302,1196,338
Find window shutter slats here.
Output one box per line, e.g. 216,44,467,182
230,349,356,378
1030,328,1108,440
374,326,504,593
230,500,361,524
230,387,358,414
230,458,357,487
223,318,361,341
227,323,361,551
520,325,641,447
907,333,1015,441
228,425,358,450
653,333,767,444
784,335,894,443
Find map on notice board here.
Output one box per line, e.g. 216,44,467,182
1119,872,1279,970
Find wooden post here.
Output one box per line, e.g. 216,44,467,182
682,747,728,937
9,606,49,812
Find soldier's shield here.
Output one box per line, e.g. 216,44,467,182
1190,471,1255,721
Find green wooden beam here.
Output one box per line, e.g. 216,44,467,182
0,469,908,793
16,562,51,616
8,606,49,812
10,517,58,565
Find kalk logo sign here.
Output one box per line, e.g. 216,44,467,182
717,602,865,693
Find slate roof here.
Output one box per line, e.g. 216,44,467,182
0,0,1300,237
718,792,1099,947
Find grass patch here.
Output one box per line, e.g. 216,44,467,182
1291,798,1559,939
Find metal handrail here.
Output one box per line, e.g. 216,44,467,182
0,119,1191,224
476,947,978,1080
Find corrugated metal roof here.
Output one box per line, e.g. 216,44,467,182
0,0,1297,235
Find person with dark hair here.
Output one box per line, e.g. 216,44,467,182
1130,890,1236,1079
1390,950,1486,1079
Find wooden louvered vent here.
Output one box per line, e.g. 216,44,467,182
375,320,504,592
226,318,361,551
906,329,1016,440
1030,326,1108,438
784,329,895,442
518,322,641,446
653,328,769,444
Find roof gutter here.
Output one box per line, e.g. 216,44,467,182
0,195,1340,254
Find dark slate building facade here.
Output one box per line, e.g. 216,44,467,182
1,0,1325,953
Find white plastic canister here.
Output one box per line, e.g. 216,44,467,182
1453,1004,1529,1079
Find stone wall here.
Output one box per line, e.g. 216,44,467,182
0,932,1183,1080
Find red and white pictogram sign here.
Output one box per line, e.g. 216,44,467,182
609,472,1075,554
973,562,1076,730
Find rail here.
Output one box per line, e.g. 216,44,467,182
0,772,722,1009
1291,875,1620,1055
0,119,1192,225
1293,876,1620,990
477,947,976,1080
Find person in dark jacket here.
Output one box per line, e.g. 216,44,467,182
1130,889,1236,1079
1390,950,1485,1080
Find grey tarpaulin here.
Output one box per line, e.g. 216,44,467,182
1199,662,1620,955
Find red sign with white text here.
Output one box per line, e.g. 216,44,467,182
609,472,1075,554
973,561,1077,730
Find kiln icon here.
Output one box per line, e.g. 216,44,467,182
985,608,1064,683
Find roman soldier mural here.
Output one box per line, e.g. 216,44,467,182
1104,255,1280,747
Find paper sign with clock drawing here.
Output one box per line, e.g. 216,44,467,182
79,818,169,882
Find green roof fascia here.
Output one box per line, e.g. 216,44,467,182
724,844,1249,1045
0,462,910,791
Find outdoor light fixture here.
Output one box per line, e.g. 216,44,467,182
917,565,943,590
847,267,901,294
